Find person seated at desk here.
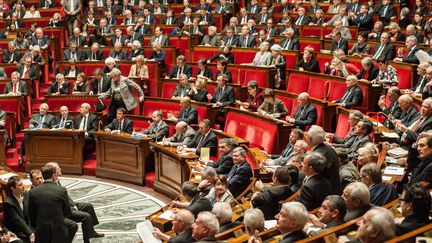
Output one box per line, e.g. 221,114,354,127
208,46,234,64
205,138,237,175
181,119,218,157
17,56,38,81
194,58,213,80
251,166,293,220
188,77,209,103
242,41,272,66
171,181,212,218
207,74,236,108
286,92,317,130
150,26,170,47
85,43,105,61
52,106,74,129
330,30,349,54
214,59,233,83
72,73,89,95
345,119,373,160
205,175,234,205
395,183,431,236
378,87,402,129
167,55,192,79
348,32,371,56
171,74,192,99
162,121,195,147
3,71,27,96
265,140,308,168
280,29,298,51
327,109,363,146
393,35,420,64
63,59,82,78
89,68,111,95
137,110,169,141
238,80,264,112
306,195,346,236
212,202,239,233
74,103,98,153
129,41,145,62
264,128,303,164
2,41,21,64
62,41,84,61
243,208,265,239
147,42,166,73
257,88,288,119
342,182,372,221
104,108,133,134
109,42,129,61
356,57,379,82
405,63,429,98
332,75,363,109
221,26,239,47
47,73,69,95
226,147,253,198
200,26,221,47
407,133,432,185
390,94,420,128
128,55,149,80
294,46,320,73
152,209,195,243
360,163,397,206
167,97,198,125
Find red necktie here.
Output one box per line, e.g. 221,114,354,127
24,70,29,78
13,84,16,93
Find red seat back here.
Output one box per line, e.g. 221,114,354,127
275,95,294,116
395,64,414,89
334,111,350,138
316,55,333,74
243,69,269,87
301,26,322,37
308,77,328,99
282,52,298,70
161,82,178,98
0,99,21,124
232,50,256,64
287,73,310,93
193,49,218,62
142,100,181,119
327,81,346,102
315,104,323,127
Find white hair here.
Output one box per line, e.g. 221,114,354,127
196,211,219,236
347,182,370,205
280,202,308,231
244,208,265,233
212,202,232,224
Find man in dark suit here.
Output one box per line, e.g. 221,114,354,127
293,7,310,26
206,138,235,175
247,0,260,14
360,163,397,206
152,209,194,242
62,41,85,61
168,55,193,79
296,152,332,211
226,147,253,198
379,87,402,129
67,27,85,47
167,97,198,125
212,202,240,232
104,108,133,134
3,71,27,96
306,195,346,235
184,119,218,157
350,5,373,31
85,43,105,61
286,92,317,130
346,119,373,160
333,75,363,109
238,25,257,48
164,121,196,147
150,26,170,47
199,8,215,26
18,56,39,81
109,42,129,60
89,68,111,95
222,27,239,47
171,75,192,99
378,0,395,24
411,63,430,94
331,110,363,147
161,10,176,25
264,129,304,166
28,165,73,243
280,29,299,51
372,32,396,60
29,103,54,129
342,182,372,221
47,73,69,95
399,98,432,148
208,75,236,108
251,166,293,220
125,26,144,46
143,8,157,25
274,202,308,242
52,106,74,129
4,176,33,242
308,125,341,194
139,110,169,141
111,28,127,47
237,7,253,25
357,57,379,81
393,94,421,128
331,31,348,54
173,181,212,218
2,41,21,63
255,5,272,25
74,103,98,153
394,35,420,64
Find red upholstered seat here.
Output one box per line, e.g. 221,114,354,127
46,97,110,112
229,67,241,84
276,95,294,115
3,66,17,77
243,69,269,87
145,172,155,188
334,112,350,138
131,119,150,131
245,152,256,173
142,99,181,118
299,41,320,52
170,39,189,52
315,56,333,74
315,104,323,127
233,51,256,65
225,112,278,153
308,77,328,99
327,81,347,102
0,99,22,125
194,106,208,122
300,26,322,37
193,49,218,62
161,82,178,98
395,64,414,89
282,52,298,70
287,73,310,93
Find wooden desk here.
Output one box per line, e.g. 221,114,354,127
0,130,4,167
24,129,85,174
94,132,151,185
152,143,198,199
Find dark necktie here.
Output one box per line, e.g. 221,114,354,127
341,89,351,103
281,146,292,157
197,134,206,149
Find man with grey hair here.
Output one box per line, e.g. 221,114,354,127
85,43,104,61
275,202,308,242
398,97,432,146
152,209,195,242
2,41,20,63
212,202,239,232
391,94,420,128
355,207,396,242
139,110,169,141
394,35,420,64
226,147,253,198
408,62,430,96
296,152,332,210
125,25,144,47
342,182,372,221
163,121,195,147
192,211,221,242
308,125,341,194
201,26,221,47
333,75,363,108
379,86,402,129
280,28,299,51
244,208,265,234
167,55,192,79
183,119,218,157
286,92,317,130
3,71,26,96
328,109,363,145
360,163,397,206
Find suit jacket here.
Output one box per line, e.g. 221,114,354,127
403,46,420,64
130,48,145,60
149,35,170,47
369,183,397,206
110,35,127,46
214,3,232,14
335,86,363,108
257,98,288,119
400,106,420,127
74,113,98,136
4,192,32,239
28,181,72,243
396,214,430,236
280,38,299,51
168,229,193,243
252,185,293,220
2,50,21,63
105,118,133,133
331,38,349,54
169,64,193,79
255,13,272,24
296,174,332,211
403,115,432,145
356,65,379,81
410,156,432,185
187,131,218,157
17,65,38,80
52,115,74,129
383,101,402,129
67,35,84,47
127,33,144,45
142,121,169,141
280,231,308,243
199,13,215,25
143,15,157,25
247,5,261,14
378,4,395,23
168,125,195,147
178,106,198,125
62,49,85,61
161,16,177,25
172,83,192,98
91,76,111,94
109,50,129,60
3,81,27,96
226,161,253,198
238,35,257,48
223,36,239,47
85,50,105,61
123,17,136,26
99,77,144,111
372,43,396,60
30,113,54,128
293,102,317,130
313,143,341,194
347,135,371,159
294,58,320,73
186,196,212,218
201,35,221,47
351,14,373,31
206,153,234,175
210,85,235,106
293,15,311,26
47,82,70,95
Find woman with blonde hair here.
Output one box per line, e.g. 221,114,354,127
188,77,208,102
128,55,149,79
48,12,63,27
72,73,89,95
294,46,320,73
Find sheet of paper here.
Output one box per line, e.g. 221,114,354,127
200,147,210,161
388,147,408,158
383,166,405,176
157,210,173,220
136,219,162,243
382,176,392,181
384,156,398,164
0,172,18,182
382,132,400,138
264,220,277,229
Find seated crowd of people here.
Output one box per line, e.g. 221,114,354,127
0,0,431,242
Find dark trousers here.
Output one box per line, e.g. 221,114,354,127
65,218,78,243
68,203,99,243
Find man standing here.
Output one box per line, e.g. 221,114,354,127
28,165,73,243
64,0,82,33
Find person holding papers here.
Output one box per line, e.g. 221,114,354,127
104,108,133,134
137,110,168,141
29,103,54,129
257,88,288,119
52,106,74,129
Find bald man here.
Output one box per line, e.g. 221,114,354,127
167,97,198,125
163,121,195,147
52,106,74,129
286,92,317,130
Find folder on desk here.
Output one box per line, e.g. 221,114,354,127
201,147,210,161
